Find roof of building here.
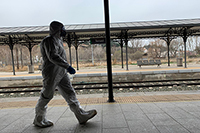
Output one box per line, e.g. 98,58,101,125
1,18,200,44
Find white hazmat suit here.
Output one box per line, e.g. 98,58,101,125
33,21,97,128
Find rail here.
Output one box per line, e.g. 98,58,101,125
0,78,200,93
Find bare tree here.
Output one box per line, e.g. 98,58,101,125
187,36,197,52
0,45,11,65
194,36,200,55
170,37,184,57
94,45,106,61
148,39,166,58
129,39,142,53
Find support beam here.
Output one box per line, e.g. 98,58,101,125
120,38,124,69
183,28,188,68
167,41,170,66
161,36,174,67
74,39,79,70
16,47,19,69
26,42,36,74
69,46,72,65
91,44,94,65
184,40,187,68
28,43,33,65
75,47,79,70
9,35,15,75
11,50,15,75
72,33,80,70
67,34,72,65
21,42,38,73
104,0,114,102
125,30,129,71
25,34,34,65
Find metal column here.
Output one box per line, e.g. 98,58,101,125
67,34,72,65
104,0,114,102
72,33,79,70
167,41,170,66
183,28,188,68
125,30,128,70
120,38,124,69
16,47,19,69
162,36,173,67
28,42,33,65
9,35,15,75
166,36,171,67
69,46,72,65
91,44,94,65
24,34,35,66
75,39,79,70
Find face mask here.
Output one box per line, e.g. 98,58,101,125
60,26,67,37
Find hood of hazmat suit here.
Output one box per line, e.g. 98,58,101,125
40,21,70,83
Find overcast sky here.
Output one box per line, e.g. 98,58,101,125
0,0,200,27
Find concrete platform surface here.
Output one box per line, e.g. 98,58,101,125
1,91,200,133
1,64,200,82
1,64,200,78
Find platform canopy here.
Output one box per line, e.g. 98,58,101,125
1,18,200,44
1,18,200,76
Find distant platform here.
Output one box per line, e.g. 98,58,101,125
0,64,200,81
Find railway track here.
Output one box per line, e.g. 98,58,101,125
1,78,200,94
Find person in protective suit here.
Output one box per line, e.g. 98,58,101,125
33,21,97,128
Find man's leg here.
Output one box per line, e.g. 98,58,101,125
57,73,97,124
33,79,57,128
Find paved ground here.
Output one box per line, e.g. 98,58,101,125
1,64,200,132
1,63,200,77
1,91,200,133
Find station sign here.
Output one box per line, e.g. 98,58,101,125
90,38,105,44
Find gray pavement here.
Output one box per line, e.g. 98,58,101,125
1,91,200,133
1,63,200,77
1,63,200,81
1,64,200,133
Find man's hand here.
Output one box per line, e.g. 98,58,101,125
67,66,76,74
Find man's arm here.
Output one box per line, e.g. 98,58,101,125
43,37,70,69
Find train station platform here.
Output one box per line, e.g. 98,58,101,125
0,63,200,79
1,91,200,133
1,64,200,88
1,64,200,132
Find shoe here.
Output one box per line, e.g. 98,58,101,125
69,103,97,124
76,109,97,124
33,116,53,128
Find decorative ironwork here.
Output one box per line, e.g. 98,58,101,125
1,18,200,75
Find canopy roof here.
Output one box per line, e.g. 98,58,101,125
1,18,200,44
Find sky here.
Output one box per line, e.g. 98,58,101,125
0,0,200,27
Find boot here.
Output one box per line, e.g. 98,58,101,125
33,115,53,128
33,105,53,128
70,103,97,124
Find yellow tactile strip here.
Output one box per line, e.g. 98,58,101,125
1,94,200,109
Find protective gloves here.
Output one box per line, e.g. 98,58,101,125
67,66,76,74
